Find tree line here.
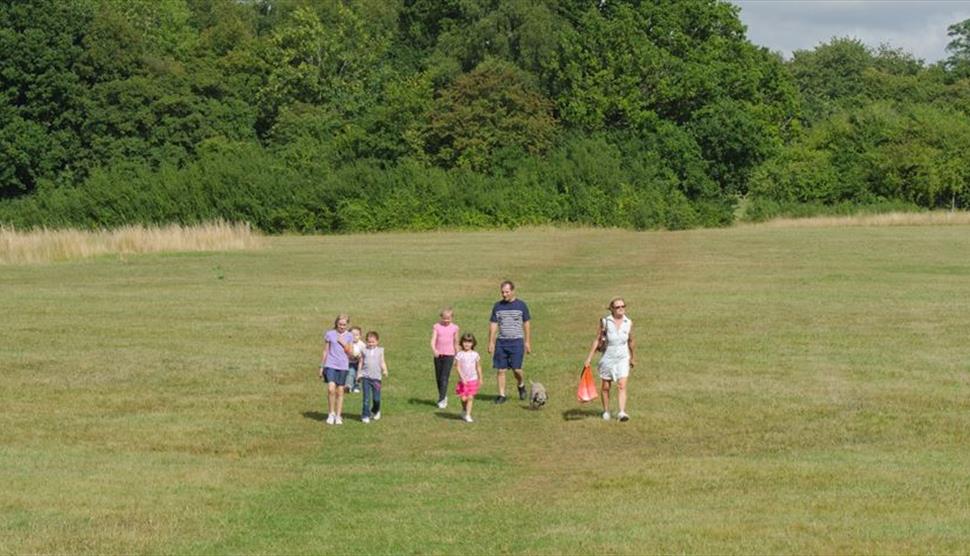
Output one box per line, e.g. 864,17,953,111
2,0,969,232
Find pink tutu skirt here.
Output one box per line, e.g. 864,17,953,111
455,380,480,398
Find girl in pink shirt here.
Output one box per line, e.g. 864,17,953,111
454,333,483,423
430,308,460,408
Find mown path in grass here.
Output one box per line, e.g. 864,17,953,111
2,227,970,554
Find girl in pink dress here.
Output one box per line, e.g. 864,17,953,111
454,333,483,423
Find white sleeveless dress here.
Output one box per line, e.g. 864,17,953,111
598,315,632,381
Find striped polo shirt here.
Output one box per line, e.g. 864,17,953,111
489,299,531,340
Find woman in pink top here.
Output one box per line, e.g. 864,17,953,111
430,308,460,408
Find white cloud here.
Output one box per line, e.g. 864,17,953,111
734,0,970,62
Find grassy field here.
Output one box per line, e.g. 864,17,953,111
2,225,970,554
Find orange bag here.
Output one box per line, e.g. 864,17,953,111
576,364,598,403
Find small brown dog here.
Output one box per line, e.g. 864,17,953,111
529,381,547,409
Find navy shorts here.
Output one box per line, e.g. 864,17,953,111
493,339,525,370
324,367,349,384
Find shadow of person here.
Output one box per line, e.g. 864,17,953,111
562,408,602,421
435,411,465,420
302,411,327,422
303,410,363,422
474,393,501,402
407,398,438,407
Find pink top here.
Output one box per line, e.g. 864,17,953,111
432,322,459,356
455,350,480,382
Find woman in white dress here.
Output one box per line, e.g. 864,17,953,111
584,297,635,421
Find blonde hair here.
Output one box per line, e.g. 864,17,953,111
440,307,453,318
333,314,350,328
608,297,625,311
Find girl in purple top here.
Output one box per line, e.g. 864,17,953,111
320,313,353,425
430,308,460,408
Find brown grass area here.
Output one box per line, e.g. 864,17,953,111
0,221,263,264
749,210,970,229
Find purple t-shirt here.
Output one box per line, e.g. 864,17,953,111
323,329,353,370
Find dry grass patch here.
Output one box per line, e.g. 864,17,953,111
750,210,970,229
0,221,263,264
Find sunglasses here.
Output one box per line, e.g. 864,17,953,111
612,305,625,309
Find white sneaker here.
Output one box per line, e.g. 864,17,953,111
373,411,381,421
361,417,370,424
335,415,343,425
618,412,630,422
602,411,611,421
437,398,447,409
464,414,473,423
326,413,335,425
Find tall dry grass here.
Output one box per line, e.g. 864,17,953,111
0,221,263,264
749,210,970,229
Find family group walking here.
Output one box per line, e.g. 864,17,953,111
318,280,635,425
431,280,531,422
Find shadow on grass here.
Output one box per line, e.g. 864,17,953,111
302,411,327,422
474,393,501,402
407,397,438,407
562,408,602,421
435,411,465,421
302,410,363,422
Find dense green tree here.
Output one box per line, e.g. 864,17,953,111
789,37,873,123
750,102,970,210
255,3,390,134
0,0,95,196
424,59,557,171
5,0,970,231
945,18,970,80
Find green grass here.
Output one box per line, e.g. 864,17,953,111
3,226,970,554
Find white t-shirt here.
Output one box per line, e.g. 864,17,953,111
455,350,480,382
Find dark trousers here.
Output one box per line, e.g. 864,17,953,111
361,378,381,418
434,355,455,401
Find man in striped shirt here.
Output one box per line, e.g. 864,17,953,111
488,280,532,404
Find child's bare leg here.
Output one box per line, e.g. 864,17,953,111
335,387,345,417
327,382,337,414
466,396,474,417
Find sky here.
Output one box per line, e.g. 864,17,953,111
734,1,970,63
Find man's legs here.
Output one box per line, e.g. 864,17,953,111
513,369,526,399
496,369,507,399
